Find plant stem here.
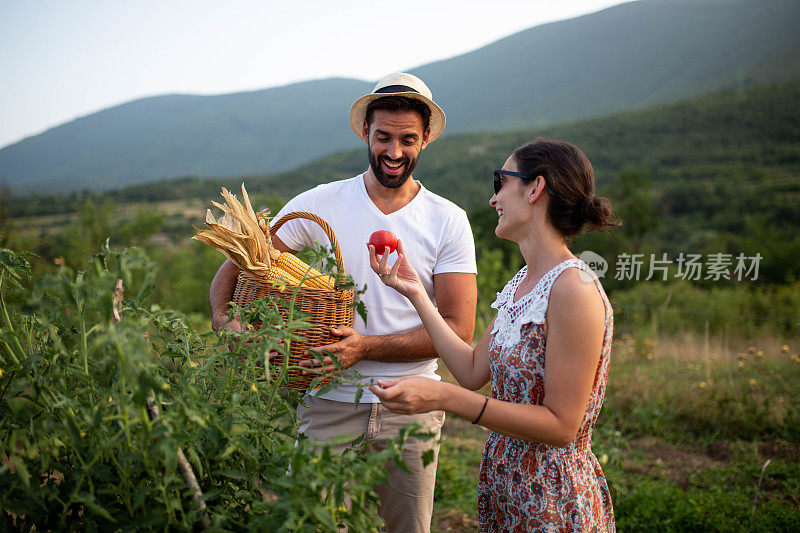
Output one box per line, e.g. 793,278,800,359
0,279,25,365
264,359,289,414
751,458,772,517
146,396,210,530
0,370,15,402
1,338,20,366
79,303,88,374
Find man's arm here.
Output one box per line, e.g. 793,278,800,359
301,271,477,372
209,236,295,332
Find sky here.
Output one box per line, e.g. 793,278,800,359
0,0,627,149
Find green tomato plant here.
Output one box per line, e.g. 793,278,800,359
0,245,425,531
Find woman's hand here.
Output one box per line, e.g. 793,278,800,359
367,239,425,300
369,377,446,414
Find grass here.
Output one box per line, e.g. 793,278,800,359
10,198,205,239
430,333,800,532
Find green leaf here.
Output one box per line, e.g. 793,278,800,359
11,457,30,488
218,469,248,480
356,301,368,326
311,505,337,530
84,499,116,522
421,449,435,467
220,445,238,458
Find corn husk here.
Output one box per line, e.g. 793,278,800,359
194,183,335,289
192,184,274,275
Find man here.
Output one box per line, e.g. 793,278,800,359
209,72,477,532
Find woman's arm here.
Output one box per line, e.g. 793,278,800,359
369,240,490,390
371,269,606,446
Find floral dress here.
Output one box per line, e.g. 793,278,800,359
478,259,615,532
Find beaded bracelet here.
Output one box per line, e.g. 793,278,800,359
472,396,489,424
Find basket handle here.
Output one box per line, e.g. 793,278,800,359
269,212,346,277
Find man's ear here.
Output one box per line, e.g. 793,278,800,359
362,120,370,143
420,127,431,151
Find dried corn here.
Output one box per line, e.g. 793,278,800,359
194,183,337,290
264,266,301,287
275,252,335,290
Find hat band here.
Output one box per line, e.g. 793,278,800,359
374,85,419,94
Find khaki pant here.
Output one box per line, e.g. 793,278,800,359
297,396,445,533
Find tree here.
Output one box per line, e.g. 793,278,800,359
614,168,659,251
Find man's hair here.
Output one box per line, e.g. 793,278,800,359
365,96,431,133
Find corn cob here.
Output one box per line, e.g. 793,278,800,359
264,266,301,287
275,252,335,290
193,183,337,290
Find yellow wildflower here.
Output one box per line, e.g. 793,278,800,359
161,383,170,390
781,345,789,353
250,383,258,392
699,381,706,388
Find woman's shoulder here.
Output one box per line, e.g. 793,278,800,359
548,267,606,323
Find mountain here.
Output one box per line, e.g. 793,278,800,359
11,80,800,283
209,80,800,214
2,0,799,194
0,78,372,193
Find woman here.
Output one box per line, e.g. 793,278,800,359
367,138,618,531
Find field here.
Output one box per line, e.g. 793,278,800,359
4,194,800,530
431,335,800,532
3,79,799,530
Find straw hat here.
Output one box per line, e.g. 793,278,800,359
348,72,446,142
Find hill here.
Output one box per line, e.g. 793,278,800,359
2,0,799,194
258,81,800,284
9,80,800,285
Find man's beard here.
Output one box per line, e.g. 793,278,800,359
368,148,418,189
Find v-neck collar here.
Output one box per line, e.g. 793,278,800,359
359,173,425,218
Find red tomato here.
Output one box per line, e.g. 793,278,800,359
369,230,398,255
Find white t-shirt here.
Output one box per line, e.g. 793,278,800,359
273,172,477,403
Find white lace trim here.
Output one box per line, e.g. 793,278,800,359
490,259,596,350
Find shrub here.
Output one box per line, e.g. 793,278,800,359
0,246,418,531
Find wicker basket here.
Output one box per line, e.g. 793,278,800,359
231,212,354,391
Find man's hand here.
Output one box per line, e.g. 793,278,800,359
212,309,244,334
299,326,369,374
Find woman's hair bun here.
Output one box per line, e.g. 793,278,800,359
581,196,618,230
513,137,619,238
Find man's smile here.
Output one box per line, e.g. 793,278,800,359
381,157,406,174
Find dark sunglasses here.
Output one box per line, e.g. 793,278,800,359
493,169,532,194
493,169,554,196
